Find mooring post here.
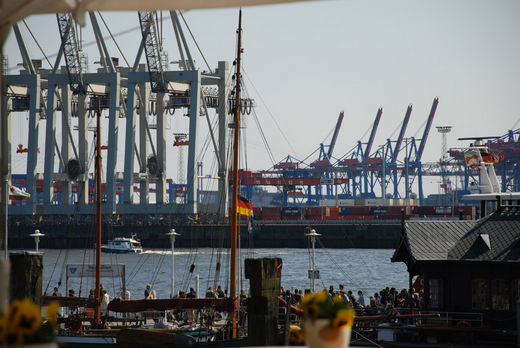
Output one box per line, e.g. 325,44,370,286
517,298,520,347
245,257,282,346
9,251,43,305
0,258,8,312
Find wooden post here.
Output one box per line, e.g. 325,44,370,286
245,257,282,346
9,251,43,305
0,258,9,312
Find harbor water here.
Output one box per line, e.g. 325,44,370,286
40,248,408,300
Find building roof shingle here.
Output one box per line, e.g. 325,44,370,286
392,206,520,264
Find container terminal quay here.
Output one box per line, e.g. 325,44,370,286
2,13,520,249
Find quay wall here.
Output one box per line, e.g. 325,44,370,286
7,216,401,249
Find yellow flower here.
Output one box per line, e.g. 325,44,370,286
13,298,42,335
313,290,328,304
289,324,305,344
0,316,8,341
332,308,354,329
305,303,320,319
332,294,344,305
7,299,22,321
2,327,23,348
301,290,327,307
45,301,60,326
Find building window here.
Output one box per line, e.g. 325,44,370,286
472,279,489,310
491,279,510,310
429,279,443,309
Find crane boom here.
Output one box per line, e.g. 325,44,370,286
138,11,166,93
417,97,439,160
364,108,383,159
392,105,412,162
56,13,86,94
327,111,344,159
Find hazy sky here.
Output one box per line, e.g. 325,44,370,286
3,0,519,195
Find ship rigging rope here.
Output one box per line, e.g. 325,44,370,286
352,329,384,348
315,237,367,292
242,68,298,158
150,250,168,289
44,249,64,295
241,80,277,166
44,183,88,295
126,253,153,285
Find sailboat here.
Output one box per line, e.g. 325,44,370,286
108,9,247,344
40,97,118,345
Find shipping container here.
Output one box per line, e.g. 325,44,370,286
262,207,281,217
370,207,388,215
281,207,303,217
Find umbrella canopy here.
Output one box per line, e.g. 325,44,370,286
0,0,305,46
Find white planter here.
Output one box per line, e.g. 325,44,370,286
304,319,351,348
22,343,58,348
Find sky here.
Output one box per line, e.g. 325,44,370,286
2,0,520,196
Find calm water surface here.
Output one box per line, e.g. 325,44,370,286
40,248,408,299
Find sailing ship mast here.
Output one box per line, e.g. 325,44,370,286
94,96,102,325
230,8,243,339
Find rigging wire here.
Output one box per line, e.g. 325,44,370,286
44,249,63,295
241,82,277,166
242,68,298,157
315,237,373,293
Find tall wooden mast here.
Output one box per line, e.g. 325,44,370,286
94,96,102,325
230,8,242,339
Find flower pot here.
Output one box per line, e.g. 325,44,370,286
22,343,58,348
304,319,351,348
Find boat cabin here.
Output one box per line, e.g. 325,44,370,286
392,205,520,329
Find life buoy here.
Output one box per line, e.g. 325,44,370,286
456,320,471,328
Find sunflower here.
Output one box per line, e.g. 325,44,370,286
45,301,61,326
305,302,321,319
12,298,42,335
7,299,22,321
331,308,354,329
2,327,23,348
0,316,8,341
301,290,327,308
289,324,305,344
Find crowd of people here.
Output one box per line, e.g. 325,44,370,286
280,284,424,316
52,280,424,320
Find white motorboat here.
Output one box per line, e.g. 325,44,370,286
101,236,143,254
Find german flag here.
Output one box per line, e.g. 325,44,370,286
237,195,253,216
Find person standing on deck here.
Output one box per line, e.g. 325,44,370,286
187,288,197,298
121,286,131,300
100,290,111,316
357,290,366,307
145,284,157,299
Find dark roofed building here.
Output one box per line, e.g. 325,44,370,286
392,206,520,329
